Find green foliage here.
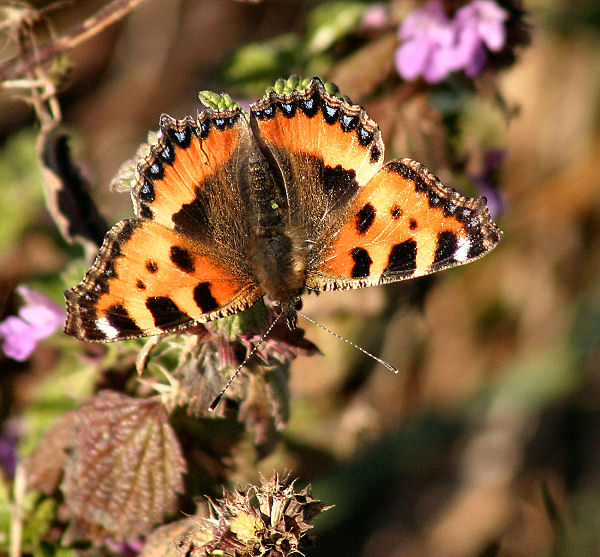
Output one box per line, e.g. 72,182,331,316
0,130,44,254
0,483,61,556
305,1,367,55
221,34,304,94
221,1,369,94
198,91,243,113
210,300,270,340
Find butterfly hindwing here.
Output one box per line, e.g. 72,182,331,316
65,220,264,341
307,158,502,291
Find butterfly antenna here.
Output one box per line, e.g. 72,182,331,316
297,310,398,374
209,313,282,411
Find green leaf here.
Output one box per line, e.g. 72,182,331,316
221,34,303,93
0,129,44,255
22,496,57,551
306,1,367,54
198,91,244,113
210,300,270,340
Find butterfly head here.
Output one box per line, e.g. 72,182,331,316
272,297,302,329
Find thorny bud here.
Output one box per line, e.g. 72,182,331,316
177,474,332,557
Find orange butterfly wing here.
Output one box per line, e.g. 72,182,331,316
307,158,502,291
65,220,263,341
250,78,385,242
65,108,263,341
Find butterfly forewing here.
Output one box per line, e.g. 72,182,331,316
307,158,502,291
250,79,385,241
133,109,253,253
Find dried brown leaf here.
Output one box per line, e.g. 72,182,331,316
38,125,109,256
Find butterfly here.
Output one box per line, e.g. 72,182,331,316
64,77,502,342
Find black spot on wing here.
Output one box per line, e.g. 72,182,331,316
467,232,486,259
277,100,297,118
433,230,458,269
299,94,319,117
253,105,275,120
356,203,376,235
92,280,109,295
322,164,358,204
213,118,228,130
140,205,153,219
322,102,339,125
409,219,418,230
146,260,158,273
158,136,175,165
193,282,219,313
391,205,402,219
383,239,417,277
340,113,359,132
116,219,139,245
351,247,372,278
145,296,192,329
145,159,164,181
170,245,195,273
136,280,146,290
171,186,211,241
370,144,382,163
357,125,374,147
83,326,108,341
200,119,210,140
167,125,192,149
139,179,155,203
106,304,144,337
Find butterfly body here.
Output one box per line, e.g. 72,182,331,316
65,77,502,342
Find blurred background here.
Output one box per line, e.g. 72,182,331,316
1,0,599,556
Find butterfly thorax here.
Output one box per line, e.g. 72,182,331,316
245,147,307,327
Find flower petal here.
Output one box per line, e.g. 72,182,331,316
465,42,488,76
19,304,65,339
395,39,432,81
0,316,38,361
424,44,453,83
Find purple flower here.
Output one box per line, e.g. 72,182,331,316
395,0,508,83
395,0,456,83
0,418,22,478
0,286,65,361
454,0,508,76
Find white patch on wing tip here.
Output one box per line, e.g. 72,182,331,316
454,236,471,262
96,317,119,340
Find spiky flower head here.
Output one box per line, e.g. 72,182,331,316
177,474,332,557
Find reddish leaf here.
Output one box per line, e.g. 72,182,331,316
61,391,186,540
25,411,78,494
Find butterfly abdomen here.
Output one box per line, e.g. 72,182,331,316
249,230,306,306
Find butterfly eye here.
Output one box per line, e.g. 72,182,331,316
294,299,303,311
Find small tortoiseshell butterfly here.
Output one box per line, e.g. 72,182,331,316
65,77,502,342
